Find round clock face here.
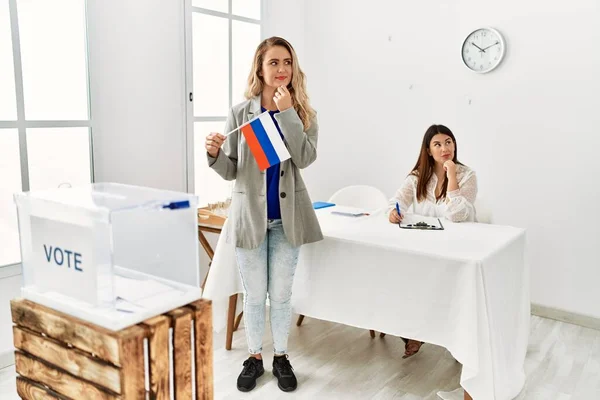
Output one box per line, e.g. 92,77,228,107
461,28,505,73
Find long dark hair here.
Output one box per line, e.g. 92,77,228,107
410,124,463,203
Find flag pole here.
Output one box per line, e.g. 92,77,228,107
223,111,267,137
224,126,241,137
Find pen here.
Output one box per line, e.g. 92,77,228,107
395,202,401,217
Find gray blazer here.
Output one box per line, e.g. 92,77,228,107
207,95,323,249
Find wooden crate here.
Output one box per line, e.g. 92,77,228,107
11,298,213,400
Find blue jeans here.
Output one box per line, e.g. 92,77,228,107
235,219,300,355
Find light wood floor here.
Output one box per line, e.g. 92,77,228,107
2,315,600,399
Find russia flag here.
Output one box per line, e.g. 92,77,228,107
240,111,291,171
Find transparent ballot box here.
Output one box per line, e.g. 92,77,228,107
14,183,201,330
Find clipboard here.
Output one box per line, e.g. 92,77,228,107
399,215,444,230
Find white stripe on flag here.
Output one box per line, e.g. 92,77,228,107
258,112,291,162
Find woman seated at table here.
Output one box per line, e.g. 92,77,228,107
388,123,478,358
389,124,478,224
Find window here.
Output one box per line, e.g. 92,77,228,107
0,1,17,120
189,0,261,206
0,0,92,268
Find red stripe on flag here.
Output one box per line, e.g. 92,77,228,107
241,124,270,170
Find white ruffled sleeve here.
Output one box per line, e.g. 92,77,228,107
388,175,416,216
445,169,478,222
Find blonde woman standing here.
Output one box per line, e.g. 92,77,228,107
205,37,322,392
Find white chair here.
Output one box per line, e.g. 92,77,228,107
474,196,492,224
328,185,389,212
296,185,389,338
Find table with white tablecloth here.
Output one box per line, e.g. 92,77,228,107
203,207,529,400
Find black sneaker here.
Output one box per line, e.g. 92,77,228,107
272,355,297,392
237,356,264,392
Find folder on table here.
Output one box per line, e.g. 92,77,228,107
313,201,335,210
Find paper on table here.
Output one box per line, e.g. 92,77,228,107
115,297,145,313
330,205,370,217
115,275,181,305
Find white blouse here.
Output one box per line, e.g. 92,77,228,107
388,164,478,222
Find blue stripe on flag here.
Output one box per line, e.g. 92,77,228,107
250,119,280,167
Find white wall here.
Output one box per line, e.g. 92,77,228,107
267,0,600,318
263,0,306,59
87,0,188,192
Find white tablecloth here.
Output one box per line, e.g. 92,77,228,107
203,207,529,400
